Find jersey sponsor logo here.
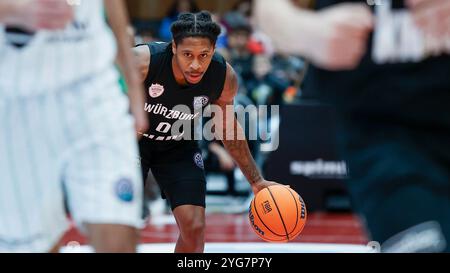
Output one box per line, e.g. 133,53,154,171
46,20,91,43
144,103,199,120
193,96,209,109
149,83,165,98
115,178,134,202
193,152,204,169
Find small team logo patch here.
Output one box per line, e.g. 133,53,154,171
149,83,164,98
193,96,209,109
115,178,134,202
193,152,204,169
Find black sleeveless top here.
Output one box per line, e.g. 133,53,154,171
138,42,227,152
304,0,450,126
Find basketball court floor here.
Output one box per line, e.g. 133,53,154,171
60,190,373,253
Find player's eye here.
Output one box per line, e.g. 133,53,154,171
200,53,208,58
184,53,192,58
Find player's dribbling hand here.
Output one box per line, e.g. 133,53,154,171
251,179,289,196
5,0,74,31
305,3,374,70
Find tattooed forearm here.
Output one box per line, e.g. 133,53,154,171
222,119,262,185
214,64,262,185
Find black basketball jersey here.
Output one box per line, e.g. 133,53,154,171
304,0,450,122
138,42,227,152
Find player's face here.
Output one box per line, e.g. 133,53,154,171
173,37,215,85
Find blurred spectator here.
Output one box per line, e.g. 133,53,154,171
269,53,306,104
158,0,199,42
231,0,254,18
223,11,306,106
250,53,305,106
230,0,275,57
210,12,228,52
222,12,255,94
204,141,239,196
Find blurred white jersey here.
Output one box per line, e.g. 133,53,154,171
372,0,450,64
0,0,116,97
0,0,144,252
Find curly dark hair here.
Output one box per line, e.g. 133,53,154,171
170,11,222,45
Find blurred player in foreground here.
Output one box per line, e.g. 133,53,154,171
0,0,148,253
255,0,450,252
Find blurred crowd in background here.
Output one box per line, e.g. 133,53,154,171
132,0,307,201
132,0,306,107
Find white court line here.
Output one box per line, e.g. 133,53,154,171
60,242,374,253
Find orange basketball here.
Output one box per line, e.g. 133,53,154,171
248,185,307,243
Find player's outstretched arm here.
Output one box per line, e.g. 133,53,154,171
254,0,373,70
0,1,19,23
105,0,148,136
212,64,282,195
0,0,73,31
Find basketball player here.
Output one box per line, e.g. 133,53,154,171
133,11,283,253
0,0,148,252
255,0,450,252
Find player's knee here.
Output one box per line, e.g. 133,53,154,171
181,218,205,244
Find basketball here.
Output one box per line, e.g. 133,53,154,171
249,185,307,243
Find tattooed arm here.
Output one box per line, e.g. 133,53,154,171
212,63,282,195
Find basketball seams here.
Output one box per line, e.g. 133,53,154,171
252,191,286,238
250,186,307,243
267,187,290,241
290,201,307,238
286,187,299,235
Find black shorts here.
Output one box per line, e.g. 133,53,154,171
139,140,206,211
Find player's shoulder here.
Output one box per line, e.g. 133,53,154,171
148,41,171,56
208,50,227,82
211,50,227,67
135,41,170,57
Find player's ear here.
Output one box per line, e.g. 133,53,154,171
172,40,177,55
